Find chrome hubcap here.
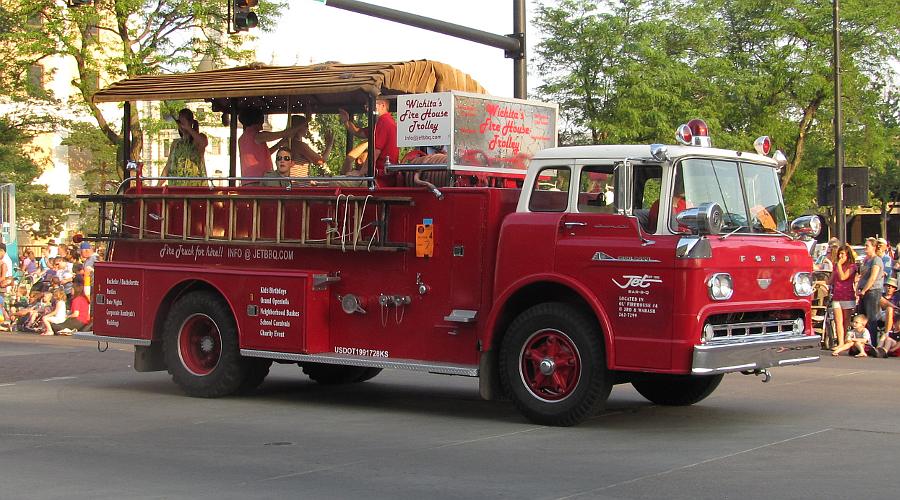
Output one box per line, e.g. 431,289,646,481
539,358,555,376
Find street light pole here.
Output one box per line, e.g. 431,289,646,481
512,0,527,99
833,0,846,242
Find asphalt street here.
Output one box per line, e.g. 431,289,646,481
1,332,898,499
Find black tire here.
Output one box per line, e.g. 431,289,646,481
354,367,383,383
301,363,369,385
164,291,249,398
499,302,611,426
631,373,723,406
239,358,273,393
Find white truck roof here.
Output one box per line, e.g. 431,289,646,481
532,144,778,167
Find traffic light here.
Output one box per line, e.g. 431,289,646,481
232,0,259,32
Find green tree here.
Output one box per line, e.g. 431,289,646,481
1,0,286,172
533,0,900,219
535,0,689,145
0,115,74,239
62,121,120,233
863,88,900,236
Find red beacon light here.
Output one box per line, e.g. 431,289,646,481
675,119,712,147
753,136,772,156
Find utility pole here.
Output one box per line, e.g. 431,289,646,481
320,0,527,98
833,0,845,242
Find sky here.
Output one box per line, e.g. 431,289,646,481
253,0,544,99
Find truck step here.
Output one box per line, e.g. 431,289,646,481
240,349,478,377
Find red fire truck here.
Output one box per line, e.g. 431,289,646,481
77,61,821,426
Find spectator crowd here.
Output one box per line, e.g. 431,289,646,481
0,239,99,336
813,236,900,358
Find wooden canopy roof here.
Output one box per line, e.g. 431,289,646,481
92,60,488,114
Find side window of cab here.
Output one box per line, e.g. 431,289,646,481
577,165,617,213
529,167,571,212
632,165,663,233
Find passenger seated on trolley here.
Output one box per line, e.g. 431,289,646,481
338,97,399,187
261,147,295,188
238,106,305,184
274,115,334,177
261,147,316,187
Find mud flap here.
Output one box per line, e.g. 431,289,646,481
134,342,166,372
478,350,503,400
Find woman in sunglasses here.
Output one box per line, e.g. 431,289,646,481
262,147,296,187
274,114,334,177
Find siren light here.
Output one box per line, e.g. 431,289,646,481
676,119,711,147
753,136,772,156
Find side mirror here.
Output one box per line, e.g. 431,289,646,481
773,150,788,169
790,215,821,240
676,202,724,236
649,144,668,161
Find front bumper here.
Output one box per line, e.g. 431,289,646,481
692,335,820,375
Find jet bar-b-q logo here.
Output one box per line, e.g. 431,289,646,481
612,274,663,289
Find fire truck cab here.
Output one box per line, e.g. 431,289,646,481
76,62,821,426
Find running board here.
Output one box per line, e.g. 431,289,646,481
73,332,151,346
241,349,479,377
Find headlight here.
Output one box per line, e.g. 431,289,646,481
708,273,733,300
792,273,814,297
792,317,805,335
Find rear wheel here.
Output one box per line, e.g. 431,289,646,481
500,303,611,426
301,363,378,385
164,291,255,397
631,373,723,406
240,358,273,392
354,367,383,383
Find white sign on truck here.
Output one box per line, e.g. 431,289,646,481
397,91,558,177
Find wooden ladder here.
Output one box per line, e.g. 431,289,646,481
87,191,414,252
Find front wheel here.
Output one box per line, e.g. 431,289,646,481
500,303,611,426
164,291,252,398
631,373,723,406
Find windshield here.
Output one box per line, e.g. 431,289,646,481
672,158,787,233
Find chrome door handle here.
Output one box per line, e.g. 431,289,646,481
562,221,587,229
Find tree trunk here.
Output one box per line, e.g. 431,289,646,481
781,91,825,190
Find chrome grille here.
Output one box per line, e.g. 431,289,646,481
703,310,805,345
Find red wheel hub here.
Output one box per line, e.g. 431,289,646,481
178,314,222,376
519,329,582,402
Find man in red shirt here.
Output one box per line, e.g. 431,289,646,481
339,97,400,187
238,106,304,184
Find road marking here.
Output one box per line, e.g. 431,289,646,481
258,459,371,482
555,428,833,499
41,376,77,382
256,427,545,483
433,426,543,449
